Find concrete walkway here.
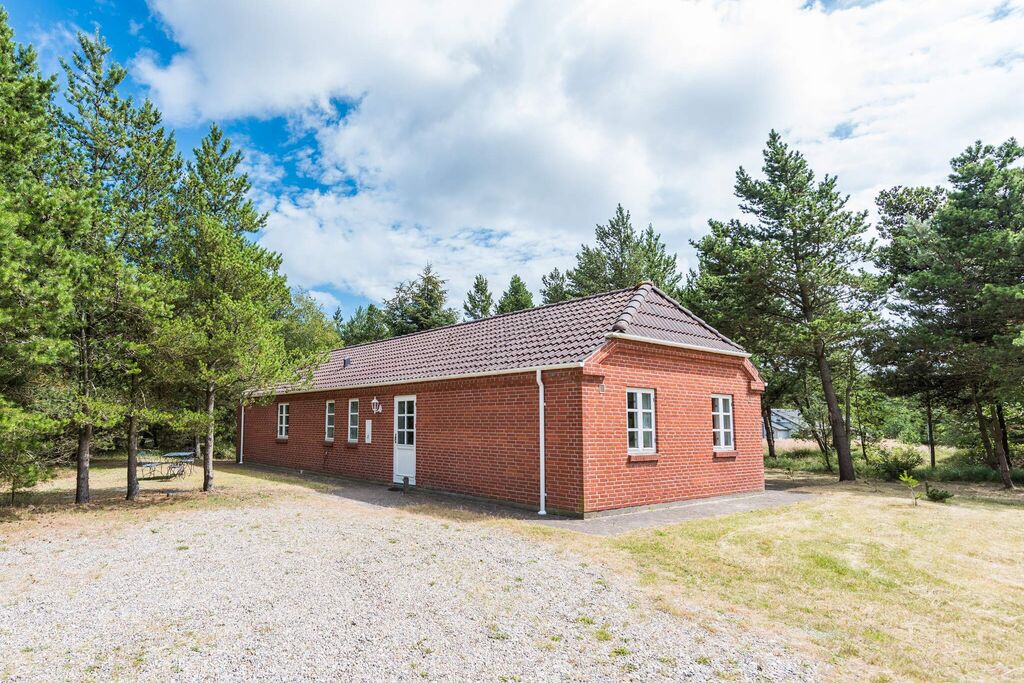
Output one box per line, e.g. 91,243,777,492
233,463,812,536
534,489,813,536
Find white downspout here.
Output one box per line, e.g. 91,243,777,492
238,405,245,464
536,369,547,515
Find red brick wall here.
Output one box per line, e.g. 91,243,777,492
237,342,764,515
239,369,585,513
580,339,765,512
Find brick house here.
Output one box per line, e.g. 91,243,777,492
237,283,765,516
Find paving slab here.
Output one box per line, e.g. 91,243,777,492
533,489,814,536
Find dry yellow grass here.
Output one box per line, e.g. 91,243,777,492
0,459,330,542
602,474,1024,682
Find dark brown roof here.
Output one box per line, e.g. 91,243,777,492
280,283,746,394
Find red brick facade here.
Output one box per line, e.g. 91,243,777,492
238,339,764,515
580,339,764,512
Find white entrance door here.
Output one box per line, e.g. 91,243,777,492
393,395,416,484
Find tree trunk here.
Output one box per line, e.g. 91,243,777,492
126,412,139,501
762,404,777,459
814,338,855,481
925,393,936,469
972,390,996,468
843,356,853,447
989,407,1015,489
997,403,1011,468
203,384,215,492
859,421,868,464
75,423,92,504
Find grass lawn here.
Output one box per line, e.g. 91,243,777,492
603,472,1024,682
4,461,1023,681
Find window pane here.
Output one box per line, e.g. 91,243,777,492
627,412,636,429
641,392,652,410
711,397,719,413
628,431,638,449
397,416,406,430
642,412,652,429
406,415,414,431
627,392,636,410
712,414,720,430
725,432,733,448
713,430,721,447
642,431,653,449
407,431,414,445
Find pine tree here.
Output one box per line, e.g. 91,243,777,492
463,274,494,320
566,205,682,296
540,268,570,304
693,131,877,482
335,304,391,346
496,275,534,314
114,97,181,501
279,288,340,360
0,9,75,501
162,125,295,492
877,141,1024,487
872,186,949,470
56,30,142,504
384,265,458,336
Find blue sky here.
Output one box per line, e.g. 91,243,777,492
5,1,1024,318
5,0,371,313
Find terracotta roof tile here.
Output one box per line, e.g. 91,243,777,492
278,283,745,394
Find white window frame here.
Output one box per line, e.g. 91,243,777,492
626,388,656,454
712,394,734,452
324,400,335,442
348,398,359,443
277,403,289,440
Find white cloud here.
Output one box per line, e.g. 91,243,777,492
307,289,341,313
135,0,1024,304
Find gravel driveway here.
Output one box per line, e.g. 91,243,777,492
1,490,817,681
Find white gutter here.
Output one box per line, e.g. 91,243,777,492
238,405,245,464
258,361,586,398
604,332,751,358
536,369,547,516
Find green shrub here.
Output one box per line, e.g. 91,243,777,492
917,463,1024,485
873,446,924,481
898,470,921,506
924,482,954,503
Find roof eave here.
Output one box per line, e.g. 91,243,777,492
604,332,752,358
250,360,587,398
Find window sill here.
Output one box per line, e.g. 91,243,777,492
323,440,335,447
276,438,288,444
712,450,737,460
345,440,359,448
628,452,659,463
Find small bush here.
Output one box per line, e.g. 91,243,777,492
924,482,954,503
898,470,921,506
873,446,924,481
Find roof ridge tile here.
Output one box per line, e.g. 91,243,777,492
610,281,653,332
